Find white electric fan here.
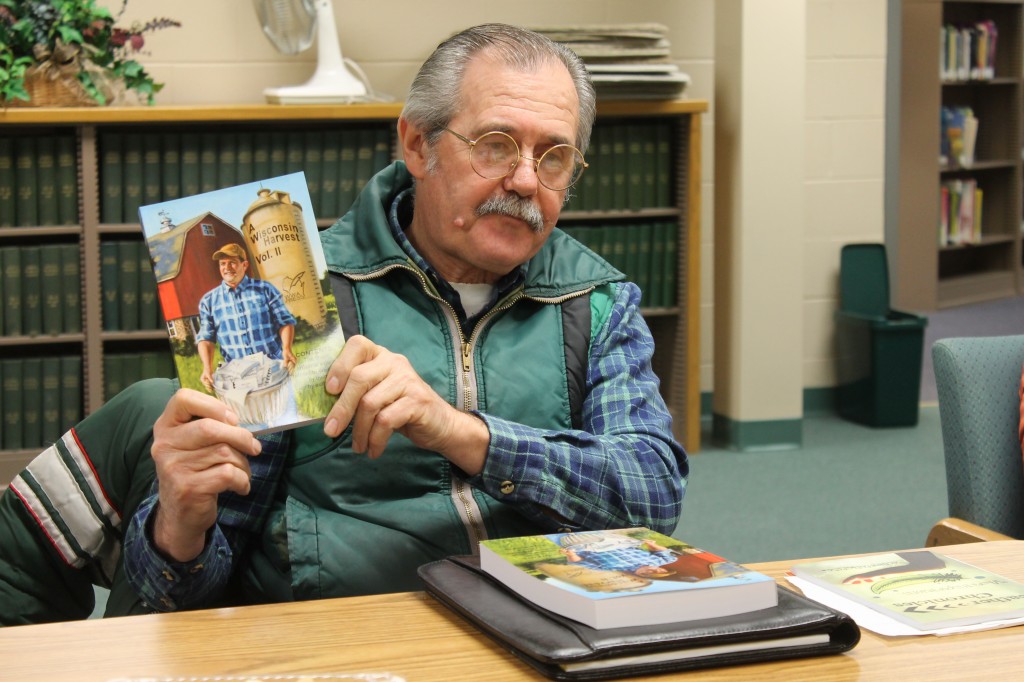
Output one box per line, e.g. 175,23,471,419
254,0,370,104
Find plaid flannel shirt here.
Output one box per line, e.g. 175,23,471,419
123,190,688,612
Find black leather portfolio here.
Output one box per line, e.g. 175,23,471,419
418,555,861,680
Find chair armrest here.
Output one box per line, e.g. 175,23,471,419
926,517,1015,546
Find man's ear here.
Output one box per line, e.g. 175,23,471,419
398,117,429,179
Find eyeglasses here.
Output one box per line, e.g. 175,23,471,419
443,128,588,191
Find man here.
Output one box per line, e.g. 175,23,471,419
0,24,687,621
196,243,298,392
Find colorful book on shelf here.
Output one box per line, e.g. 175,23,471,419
791,550,1024,632
478,527,778,630
138,171,346,435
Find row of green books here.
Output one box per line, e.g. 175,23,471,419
100,126,393,225
561,221,678,308
0,134,79,228
1,355,81,451
104,351,176,402
101,240,163,332
563,121,674,213
1,244,81,337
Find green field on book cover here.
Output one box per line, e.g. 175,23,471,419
482,528,774,600
792,550,1024,631
138,171,344,434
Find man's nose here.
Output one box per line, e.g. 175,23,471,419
503,157,540,196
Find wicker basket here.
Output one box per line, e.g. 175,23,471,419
5,67,97,108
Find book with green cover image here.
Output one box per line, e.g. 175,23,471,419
479,528,778,629
792,550,1024,631
139,171,345,435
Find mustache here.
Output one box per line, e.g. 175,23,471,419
476,195,545,233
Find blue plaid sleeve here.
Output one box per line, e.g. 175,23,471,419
123,431,290,612
475,281,688,535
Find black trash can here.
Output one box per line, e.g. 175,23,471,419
835,244,928,427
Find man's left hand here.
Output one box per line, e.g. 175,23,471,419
322,335,489,474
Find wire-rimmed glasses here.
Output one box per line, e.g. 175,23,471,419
443,128,588,191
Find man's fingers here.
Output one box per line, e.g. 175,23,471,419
159,388,240,428
325,335,380,395
324,337,392,437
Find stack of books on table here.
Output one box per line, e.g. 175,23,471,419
533,24,690,100
418,528,860,679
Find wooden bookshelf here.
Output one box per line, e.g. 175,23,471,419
890,0,1023,310
0,100,706,480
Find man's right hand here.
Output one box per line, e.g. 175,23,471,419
150,389,263,562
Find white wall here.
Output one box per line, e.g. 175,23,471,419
106,0,887,405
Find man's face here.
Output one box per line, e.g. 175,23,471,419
405,52,580,284
219,257,247,288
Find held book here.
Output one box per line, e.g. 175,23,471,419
791,550,1024,632
138,171,345,434
419,555,860,681
478,528,778,630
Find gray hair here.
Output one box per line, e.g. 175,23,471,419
401,23,597,154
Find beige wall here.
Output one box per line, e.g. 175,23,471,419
803,0,888,391
109,0,886,403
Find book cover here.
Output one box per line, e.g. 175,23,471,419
59,355,81,433
122,132,143,224
40,244,63,335
21,246,41,337
2,358,22,449
56,134,78,226
60,241,81,331
479,528,778,630
100,241,119,331
14,136,37,227
2,246,20,335
139,171,346,435
118,240,140,332
21,357,41,448
36,136,58,226
791,550,1024,631
0,136,13,227
41,358,61,445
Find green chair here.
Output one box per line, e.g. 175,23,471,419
928,335,1024,545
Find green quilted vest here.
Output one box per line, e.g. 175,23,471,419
239,162,623,602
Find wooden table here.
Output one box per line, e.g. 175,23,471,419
2,541,1022,681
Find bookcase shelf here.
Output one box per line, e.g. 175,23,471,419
0,99,706,483
891,0,1023,310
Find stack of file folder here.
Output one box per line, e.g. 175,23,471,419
533,24,690,100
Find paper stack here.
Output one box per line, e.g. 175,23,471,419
533,24,690,100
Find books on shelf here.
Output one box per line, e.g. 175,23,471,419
791,549,1024,632
941,20,998,82
939,178,983,246
940,106,978,167
560,220,676,308
138,171,345,434
0,354,83,449
562,121,674,212
478,528,777,630
98,125,392,223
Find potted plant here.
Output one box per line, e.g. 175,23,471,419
0,0,179,106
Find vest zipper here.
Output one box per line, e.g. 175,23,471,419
343,264,595,553
346,262,489,548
